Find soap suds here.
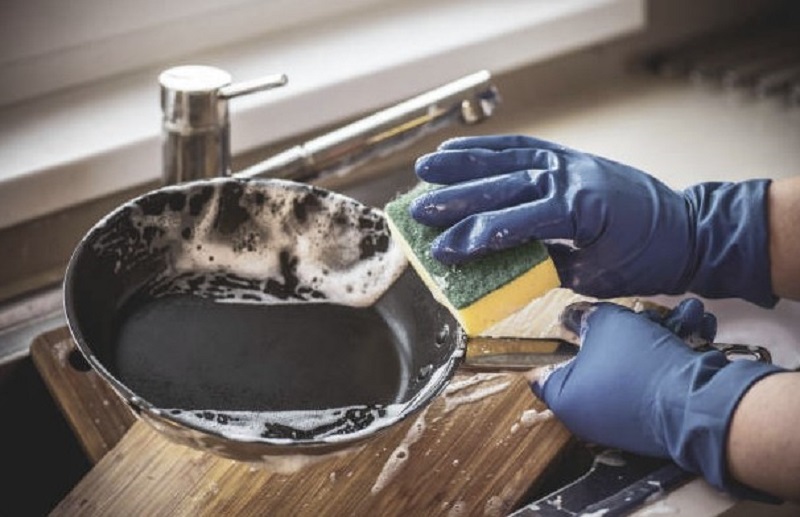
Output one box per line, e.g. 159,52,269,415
520,408,554,427
530,362,568,388
245,445,361,475
444,381,511,413
371,407,430,494
53,339,72,365
444,373,506,395
163,181,406,307
483,495,507,516
90,178,407,309
447,500,467,517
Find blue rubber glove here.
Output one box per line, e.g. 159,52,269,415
410,135,777,307
533,298,785,501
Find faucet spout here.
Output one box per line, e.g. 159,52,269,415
235,70,500,183
159,66,499,186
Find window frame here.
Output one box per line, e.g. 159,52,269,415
0,0,392,108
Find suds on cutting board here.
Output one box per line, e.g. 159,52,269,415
370,407,430,494
520,408,554,427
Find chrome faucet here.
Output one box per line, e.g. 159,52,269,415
159,65,500,185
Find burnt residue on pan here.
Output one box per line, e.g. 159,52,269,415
65,178,464,454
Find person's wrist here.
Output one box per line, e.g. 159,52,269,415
654,352,784,501
682,180,777,307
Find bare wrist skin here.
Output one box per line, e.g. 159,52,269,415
726,371,800,502
768,176,800,300
724,177,800,501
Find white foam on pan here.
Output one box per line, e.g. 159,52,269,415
172,181,406,306
156,354,459,447
162,404,406,444
105,179,407,308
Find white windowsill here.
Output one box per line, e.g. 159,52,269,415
0,0,644,230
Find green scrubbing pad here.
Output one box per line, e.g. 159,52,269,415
384,182,561,336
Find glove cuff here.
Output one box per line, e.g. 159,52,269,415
656,354,785,502
683,180,778,308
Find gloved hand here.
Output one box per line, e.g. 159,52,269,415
409,135,777,307
532,298,785,500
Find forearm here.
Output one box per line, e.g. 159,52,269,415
769,177,800,300
727,371,800,502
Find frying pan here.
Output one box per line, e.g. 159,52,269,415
64,176,507,461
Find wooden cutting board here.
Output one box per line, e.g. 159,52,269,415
31,326,574,516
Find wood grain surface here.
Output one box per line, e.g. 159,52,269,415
32,327,573,516
30,327,136,464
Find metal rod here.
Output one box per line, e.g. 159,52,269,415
218,74,288,99
235,70,500,183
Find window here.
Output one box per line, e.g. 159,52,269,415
0,0,644,230
0,0,391,107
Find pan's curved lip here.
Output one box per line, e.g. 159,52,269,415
62,212,138,404
61,176,464,454
64,234,161,417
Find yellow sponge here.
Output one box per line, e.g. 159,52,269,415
384,182,561,336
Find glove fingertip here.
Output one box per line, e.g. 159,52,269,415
701,312,718,342
528,359,573,404
414,154,441,183
407,194,435,224
559,301,598,335
664,297,719,341
437,137,474,150
681,297,706,316
430,233,467,266
529,379,544,398
408,187,462,227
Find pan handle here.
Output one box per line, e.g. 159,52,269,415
461,337,579,371
460,336,773,372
